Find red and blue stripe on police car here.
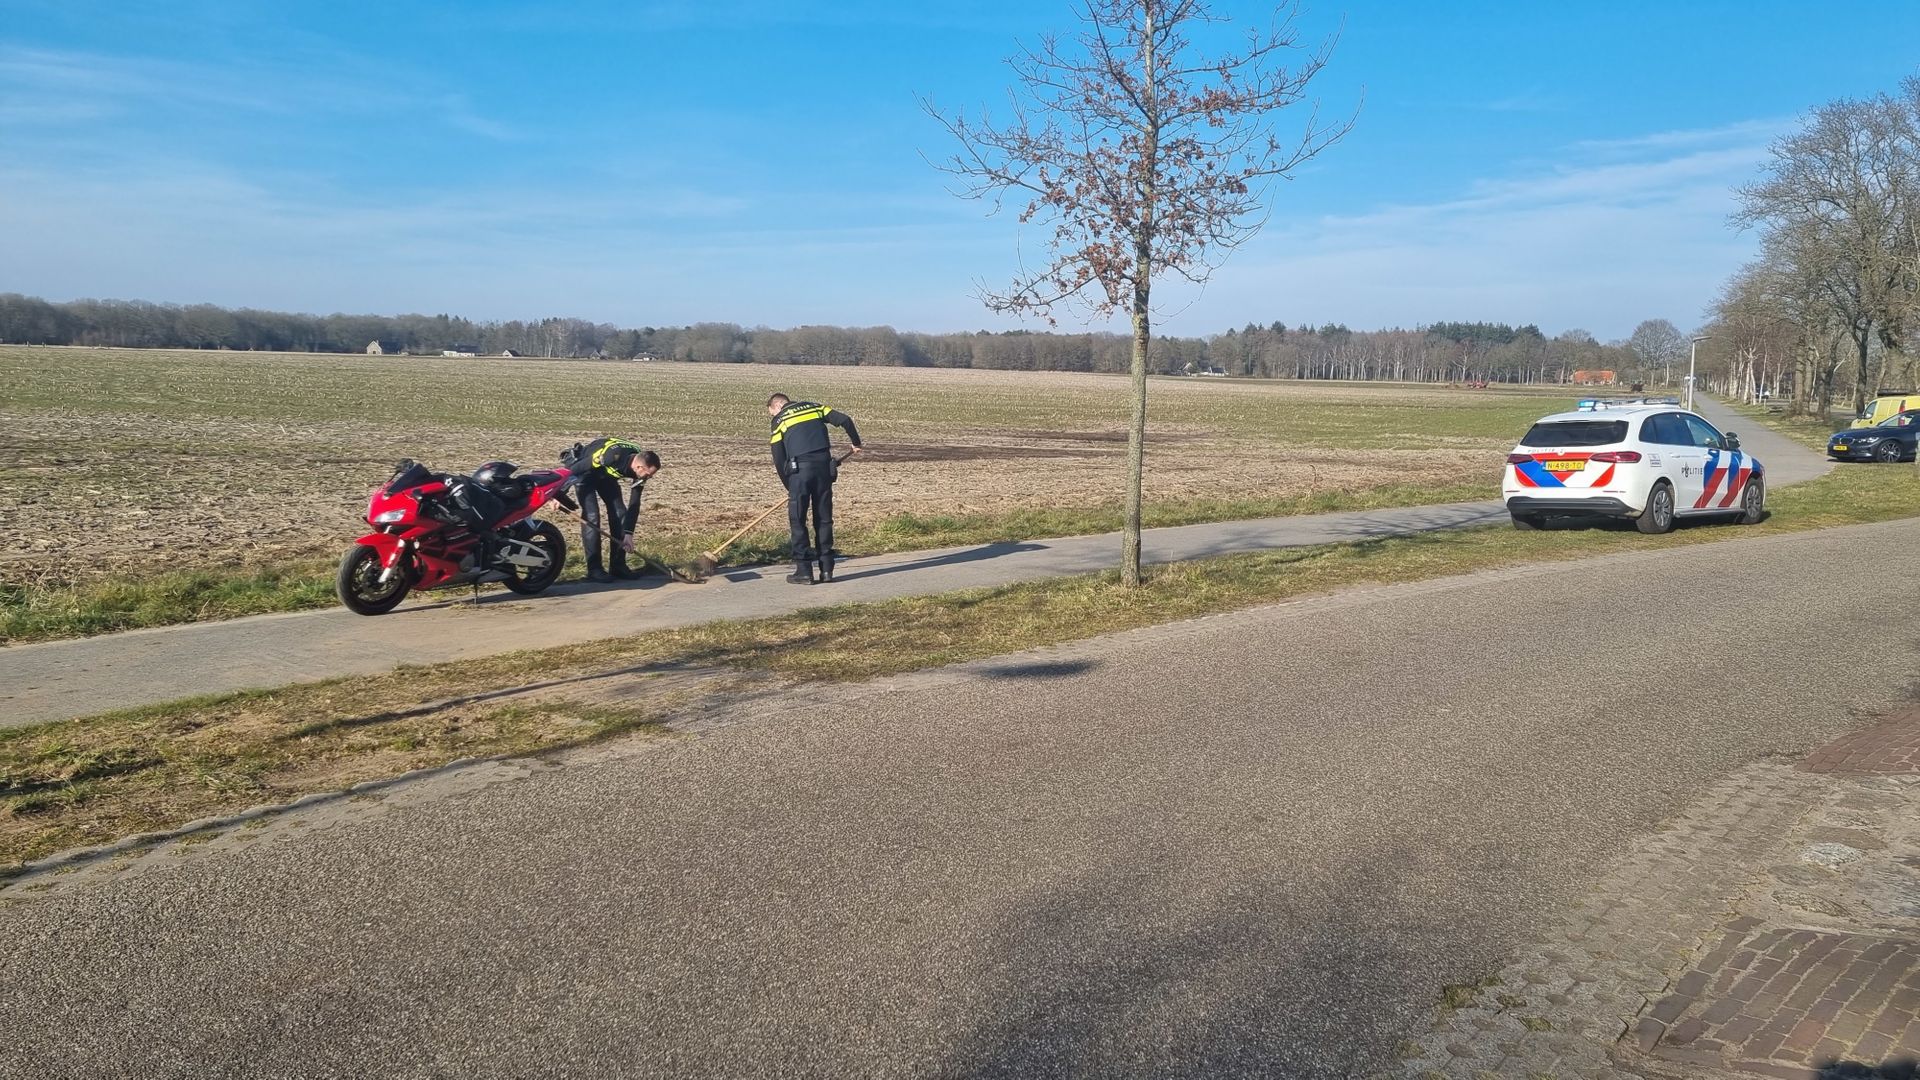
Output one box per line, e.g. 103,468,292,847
1697,449,1757,508
1509,452,1619,489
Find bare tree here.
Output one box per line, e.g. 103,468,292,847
1626,318,1685,387
1709,262,1802,404
927,0,1352,585
1735,91,1920,412
1739,233,1853,417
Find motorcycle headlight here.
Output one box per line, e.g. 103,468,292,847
373,509,408,524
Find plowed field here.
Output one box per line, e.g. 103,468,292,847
0,347,1566,588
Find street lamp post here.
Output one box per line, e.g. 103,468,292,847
1685,335,1710,411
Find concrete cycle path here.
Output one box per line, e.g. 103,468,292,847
0,396,1826,729
1690,394,1831,486
0,500,1503,727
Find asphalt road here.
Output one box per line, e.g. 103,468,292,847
4,518,1911,1079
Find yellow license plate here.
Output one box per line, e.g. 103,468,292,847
1834,444,1849,451
1543,460,1585,473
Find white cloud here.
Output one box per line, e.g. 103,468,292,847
0,155,968,326
0,44,515,137
1137,118,1784,340
0,101,1784,341
1568,117,1791,156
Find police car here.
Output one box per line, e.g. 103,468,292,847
1502,404,1766,533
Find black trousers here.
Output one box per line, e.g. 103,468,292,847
578,474,637,565
786,457,834,561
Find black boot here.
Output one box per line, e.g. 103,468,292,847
785,559,814,585
817,554,834,583
585,554,614,583
609,551,636,580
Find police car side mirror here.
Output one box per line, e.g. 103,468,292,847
1724,432,1741,450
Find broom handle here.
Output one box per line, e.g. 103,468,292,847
551,501,629,549
709,497,789,555
707,448,857,558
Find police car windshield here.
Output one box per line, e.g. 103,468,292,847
1520,420,1627,447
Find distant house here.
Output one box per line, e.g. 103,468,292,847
1571,369,1617,385
631,352,659,362
441,344,479,357
366,340,405,355
499,348,522,358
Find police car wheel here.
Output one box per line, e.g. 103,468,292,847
1634,481,1676,535
1510,512,1543,531
1737,477,1765,525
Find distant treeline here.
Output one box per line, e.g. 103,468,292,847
0,293,1642,384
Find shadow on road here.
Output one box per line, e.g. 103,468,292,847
375,570,680,617
837,541,1049,583
1526,512,1772,533
930,840,1474,1079
272,657,719,742
974,658,1099,681
1148,506,1505,562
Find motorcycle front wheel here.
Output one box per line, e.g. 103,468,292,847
336,544,412,615
501,522,567,595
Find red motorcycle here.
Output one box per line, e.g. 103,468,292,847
336,460,571,616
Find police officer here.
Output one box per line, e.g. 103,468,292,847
561,438,661,582
767,393,860,584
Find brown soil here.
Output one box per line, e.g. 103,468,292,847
0,353,1532,589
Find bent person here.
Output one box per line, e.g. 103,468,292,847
560,437,661,582
766,393,861,584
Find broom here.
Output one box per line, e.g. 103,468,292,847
687,448,857,581
549,502,703,584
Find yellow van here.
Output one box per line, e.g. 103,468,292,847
1852,392,1916,429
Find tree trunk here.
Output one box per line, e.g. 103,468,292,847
1122,10,1159,589
1790,351,1803,416
1852,324,1873,414
1124,280,1149,587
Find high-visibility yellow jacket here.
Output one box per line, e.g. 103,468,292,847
770,401,860,478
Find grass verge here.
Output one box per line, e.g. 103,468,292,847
0,692,666,872
0,483,1489,645
0,561,338,644
4,465,1915,873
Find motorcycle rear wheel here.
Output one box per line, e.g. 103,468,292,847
337,544,412,615
501,522,567,595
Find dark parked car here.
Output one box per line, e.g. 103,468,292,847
1828,410,1920,462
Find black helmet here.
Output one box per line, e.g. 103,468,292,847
472,460,518,487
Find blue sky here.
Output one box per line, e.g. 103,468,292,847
2,1,1917,341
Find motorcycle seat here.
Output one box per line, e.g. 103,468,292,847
478,469,563,514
